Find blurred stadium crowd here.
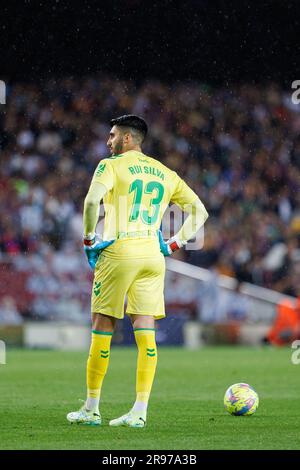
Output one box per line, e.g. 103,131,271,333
1,77,300,323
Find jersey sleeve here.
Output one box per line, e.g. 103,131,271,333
170,173,199,209
91,159,114,191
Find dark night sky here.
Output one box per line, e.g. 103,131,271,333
1,0,299,85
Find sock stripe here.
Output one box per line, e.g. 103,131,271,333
134,328,155,332
92,330,113,336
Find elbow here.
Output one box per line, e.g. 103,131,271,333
84,195,99,208
194,198,209,222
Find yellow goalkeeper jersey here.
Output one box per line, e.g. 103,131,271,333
90,150,198,258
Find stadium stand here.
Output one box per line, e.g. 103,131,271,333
1,77,300,322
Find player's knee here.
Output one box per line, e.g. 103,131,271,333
92,312,116,332
130,314,155,329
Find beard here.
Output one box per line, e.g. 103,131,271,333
112,138,124,156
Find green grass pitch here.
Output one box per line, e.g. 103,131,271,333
0,346,299,450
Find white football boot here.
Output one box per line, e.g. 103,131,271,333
109,411,146,428
67,404,101,425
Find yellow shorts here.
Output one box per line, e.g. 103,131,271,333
91,254,166,320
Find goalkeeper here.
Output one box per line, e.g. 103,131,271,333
67,115,208,427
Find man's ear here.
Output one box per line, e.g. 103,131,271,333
123,132,131,144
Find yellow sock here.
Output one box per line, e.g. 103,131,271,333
86,330,112,409
133,328,157,413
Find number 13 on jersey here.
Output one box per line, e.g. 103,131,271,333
129,179,165,225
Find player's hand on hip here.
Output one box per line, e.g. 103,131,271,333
83,234,115,270
157,230,184,257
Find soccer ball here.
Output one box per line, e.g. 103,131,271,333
224,383,259,416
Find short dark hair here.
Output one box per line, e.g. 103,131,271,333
110,114,148,142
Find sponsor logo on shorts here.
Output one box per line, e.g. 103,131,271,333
93,281,102,297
